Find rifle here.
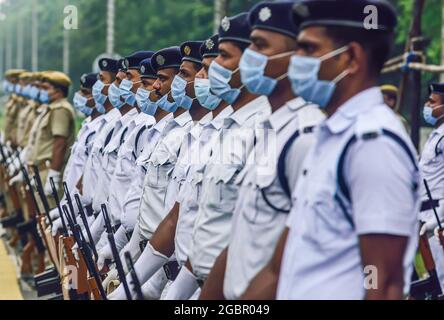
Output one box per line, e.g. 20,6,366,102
102,204,132,300
423,179,444,248
60,205,90,300
63,182,77,225
74,194,98,262
61,205,107,300
409,232,444,300
32,165,54,227
50,177,69,237
124,252,144,300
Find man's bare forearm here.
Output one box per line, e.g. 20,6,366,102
149,202,180,257
200,247,228,300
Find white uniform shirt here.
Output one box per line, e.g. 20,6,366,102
92,108,139,214
173,107,234,266
82,108,120,205
63,114,103,193
190,96,271,280
120,113,173,232
419,123,444,222
138,111,193,240
224,98,325,300
107,112,156,222
277,88,420,300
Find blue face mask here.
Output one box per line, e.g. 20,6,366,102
171,75,194,110
96,103,106,114
240,49,292,96
92,80,108,106
156,92,178,113
208,61,242,105
2,80,9,93
15,85,22,95
29,86,40,101
136,87,158,116
194,78,221,111
288,46,350,108
108,82,124,109
423,104,444,126
7,83,14,93
39,90,50,104
73,92,93,116
119,79,139,108
22,85,32,98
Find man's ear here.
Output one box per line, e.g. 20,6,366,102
345,42,364,76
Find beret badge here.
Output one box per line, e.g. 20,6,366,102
221,16,230,32
156,55,165,66
259,7,272,22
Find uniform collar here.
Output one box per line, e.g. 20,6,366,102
208,105,234,130
173,110,192,127
324,87,383,134
432,122,444,136
134,112,154,126
268,97,308,132
198,112,213,126
153,113,173,132
104,108,121,123
230,96,270,127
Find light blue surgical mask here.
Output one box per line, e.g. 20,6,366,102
208,61,243,105
288,46,350,108
15,85,22,95
423,104,444,126
7,83,14,93
108,82,124,109
39,90,50,104
119,79,139,108
92,80,109,106
29,86,40,101
22,85,32,98
73,92,93,116
156,92,178,113
2,80,9,93
136,87,158,116
96,103,106,114
194,78,222,111
240,49,292,96
171,75,194,110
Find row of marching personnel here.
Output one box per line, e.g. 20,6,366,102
1,0,444,300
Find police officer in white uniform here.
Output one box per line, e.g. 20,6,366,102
80,58,121,211
418,82,444,291
188,13,271,294
200,1,325,300
50,73,104,234
243,0,420,300
109,46,195,299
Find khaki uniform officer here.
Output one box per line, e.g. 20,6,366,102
4,69,26,147
26,71,75,208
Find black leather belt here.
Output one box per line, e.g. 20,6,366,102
421,199,440,212
163,261,181,281
197,279,205,288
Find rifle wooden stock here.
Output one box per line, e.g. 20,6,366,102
419,233,436,273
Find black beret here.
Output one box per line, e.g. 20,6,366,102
292,0,397,32
200,34,220,58
123,51,155,70
429,83,444,95
218,13,251,45
98,58,119,73
150,46,182,72
249,1,298,38
79,73,98,89
180,41,204,65
139,58,157,79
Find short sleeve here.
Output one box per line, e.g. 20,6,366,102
347,136,419,236
51,108,72,138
